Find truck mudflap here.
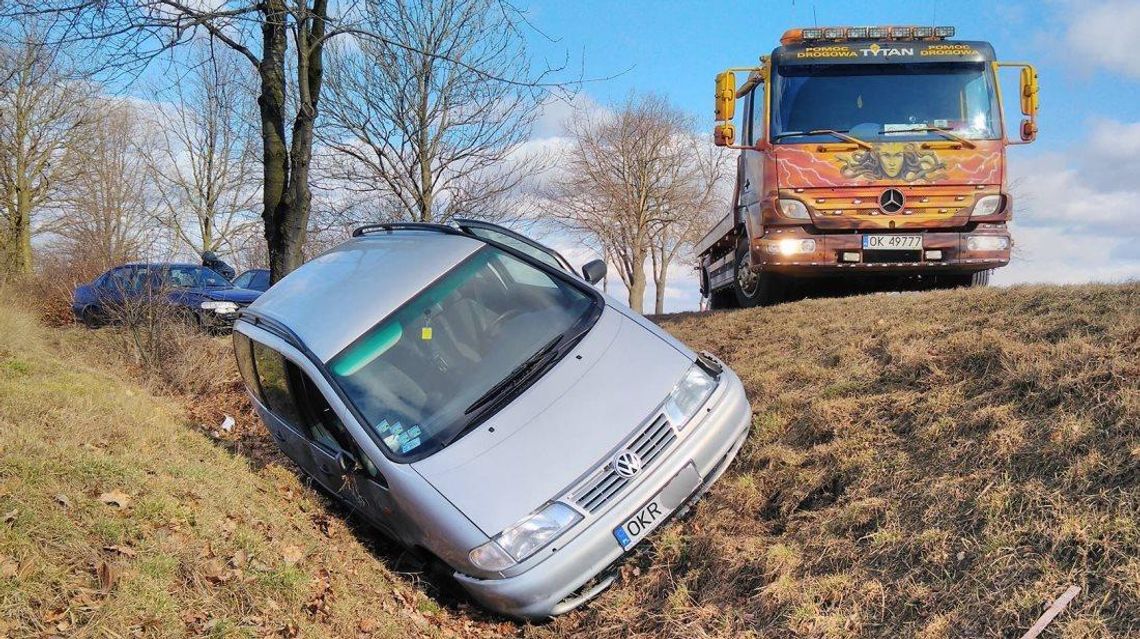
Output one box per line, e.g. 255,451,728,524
749,226,1011,275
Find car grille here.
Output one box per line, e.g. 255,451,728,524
572,413,677,514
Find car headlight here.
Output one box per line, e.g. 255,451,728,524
200,301,239,313
971,194,1004,217
468,502,582,572
777,198,810,220
966,235,1010,251
663,363,718,430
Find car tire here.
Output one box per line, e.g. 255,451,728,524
733,238,780,307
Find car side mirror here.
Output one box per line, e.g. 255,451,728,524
581,259,606,285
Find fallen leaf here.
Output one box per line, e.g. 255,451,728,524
55,494,71,509
104,545,137,558
281,545,303,566
98,490,131,510
1,509,17,524
95,559,120,592
201,559,230,584
230,549,249,569
0,556,18,578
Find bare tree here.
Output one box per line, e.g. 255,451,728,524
0,23,92,276
6,0,572,283
144,44,260,262
647,141,731,314
319,0,544,224
50,100,163,267
551,94,720,314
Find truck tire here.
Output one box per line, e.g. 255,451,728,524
708,287,736,310
941,270,991,289
971,269,991,287
733,238,780,307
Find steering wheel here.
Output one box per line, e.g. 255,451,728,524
486,308,526,339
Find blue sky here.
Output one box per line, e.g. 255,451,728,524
518,0,1140,310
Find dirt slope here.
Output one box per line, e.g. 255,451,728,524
533,283,1139,639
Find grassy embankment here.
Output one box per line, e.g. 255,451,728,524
2,283,1137,638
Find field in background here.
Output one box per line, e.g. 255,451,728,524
1,283,1137,638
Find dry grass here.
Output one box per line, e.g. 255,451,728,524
534,282,1140,639
0,293,513,638
2,281,1137,638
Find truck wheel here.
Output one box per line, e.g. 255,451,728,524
708,287,736,310
971,270,991,287
733,239,779,307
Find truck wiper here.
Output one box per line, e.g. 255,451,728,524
888,125,977,149
771,129,874,149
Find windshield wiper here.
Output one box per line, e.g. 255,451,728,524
885,125,977,149
463,333,565,416
771,129,874,149
435,334,565,450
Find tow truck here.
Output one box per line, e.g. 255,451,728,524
697,25,1038,308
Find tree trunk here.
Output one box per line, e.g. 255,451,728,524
654,259,669,315
627,248,647,314
258,0,292,283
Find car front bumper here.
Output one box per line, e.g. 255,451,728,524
452,365,753,620
753,225,1011,275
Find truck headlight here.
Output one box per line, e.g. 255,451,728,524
970,194,1004,217
766,238,817,256
966,235,1010,251
663,363,718,430
778,198,810,220
200,301,238,314
468,502,582,572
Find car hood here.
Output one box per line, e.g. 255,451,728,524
411,305,693,536
200,288,261,304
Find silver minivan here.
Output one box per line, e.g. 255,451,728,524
232,221,752,619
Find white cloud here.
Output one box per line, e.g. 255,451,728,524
998,117,1140,285
1064,0,1140,78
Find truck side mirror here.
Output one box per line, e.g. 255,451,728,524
714,123,736,147
714,71,736,121
1020,119,1037,143
581,259,606,285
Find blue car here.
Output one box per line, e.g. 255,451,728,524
232,268,271,292
72,263,262,332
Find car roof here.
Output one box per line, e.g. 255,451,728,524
245,230,485,362
115,262,205,269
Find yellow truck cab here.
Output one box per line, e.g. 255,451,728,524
697,25,1039,308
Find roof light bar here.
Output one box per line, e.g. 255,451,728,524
781,25,957,44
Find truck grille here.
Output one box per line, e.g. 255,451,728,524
572,413,677,513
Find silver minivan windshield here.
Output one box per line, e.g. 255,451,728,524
327,245,600,459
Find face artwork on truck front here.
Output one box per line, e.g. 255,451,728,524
839,142,948,182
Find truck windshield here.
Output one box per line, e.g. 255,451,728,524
327,245,600,459
771,62,1000,143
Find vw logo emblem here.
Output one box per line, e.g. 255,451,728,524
878,188,905,214
611,450,644,479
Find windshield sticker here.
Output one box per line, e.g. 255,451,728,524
883,124,929,136
399,437,422,454
839,143,947,182
421,326,433,340
857,43,913,58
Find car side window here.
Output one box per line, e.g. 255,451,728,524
233,272,252,289
251,341,305,427
253,271,270,290
233,332,264,404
